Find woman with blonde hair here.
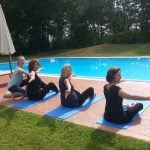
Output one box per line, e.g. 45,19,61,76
7,56,28,98
59,65,95,108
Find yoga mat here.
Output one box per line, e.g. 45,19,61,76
97,100,150,129
45,95,103,120
9,92,59,109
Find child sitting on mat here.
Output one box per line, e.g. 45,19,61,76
26,59,59,100
7,56,28,98
103,67,150,124
59,64,95,108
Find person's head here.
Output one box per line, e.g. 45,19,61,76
61,64,72,79
106,67,121,84
28,59,40,72
17,56,25,67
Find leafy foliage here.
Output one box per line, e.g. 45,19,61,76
1,0,150,53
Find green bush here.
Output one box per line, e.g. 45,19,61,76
110,30,141,44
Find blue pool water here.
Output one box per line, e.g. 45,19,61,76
0,57,150,81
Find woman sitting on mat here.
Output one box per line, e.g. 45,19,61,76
104,67,150,124
59,64,95,108
26,59,59,100
7,56,28,98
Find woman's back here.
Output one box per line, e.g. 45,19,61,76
59,77,74,102
104,84,124,121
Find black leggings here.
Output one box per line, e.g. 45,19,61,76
124,103,143,123
28,82,59,100
63,87,94,108
109,103,143,124
77,87,94,106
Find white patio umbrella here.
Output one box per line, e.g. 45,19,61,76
0,4,16,74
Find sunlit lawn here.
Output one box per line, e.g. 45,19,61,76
0,105,150,149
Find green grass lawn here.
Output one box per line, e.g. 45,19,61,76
0,43,150,63
0,105,150,150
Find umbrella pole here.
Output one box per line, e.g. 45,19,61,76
8,53,13,75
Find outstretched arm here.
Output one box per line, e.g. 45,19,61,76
18,68,28,76
118,89,150,101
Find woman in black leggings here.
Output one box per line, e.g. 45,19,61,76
59,65,95,108
104,67,150,124
26,59,59,100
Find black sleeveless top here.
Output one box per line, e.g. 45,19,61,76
59,77,75,104
104,84,125,121
27,73,44,97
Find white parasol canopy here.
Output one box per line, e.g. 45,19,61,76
0,4,15,74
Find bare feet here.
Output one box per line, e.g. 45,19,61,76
3,91,12,98
123,103,137,109
127,103,137,108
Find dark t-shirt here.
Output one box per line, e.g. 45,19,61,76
104,84,125,122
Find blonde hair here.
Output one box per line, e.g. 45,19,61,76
17,56,25,65
17,55,25,61
61,64,72,78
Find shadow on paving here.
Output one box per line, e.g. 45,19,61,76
0,83,7,88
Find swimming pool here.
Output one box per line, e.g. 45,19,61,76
0,57,150,81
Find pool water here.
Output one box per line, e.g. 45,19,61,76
0,57,150,81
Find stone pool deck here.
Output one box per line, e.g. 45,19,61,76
1,74,150,141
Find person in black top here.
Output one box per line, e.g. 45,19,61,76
26,59,59,100
104,67,150,124
59,65,95,108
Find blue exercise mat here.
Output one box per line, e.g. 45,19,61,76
97,100,150,129
45,95,103,120
9,92,59,109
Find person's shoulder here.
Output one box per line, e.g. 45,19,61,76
15,66,20,71
104,84,108,89
112,85,121,92
30,71,35,74
59,77,64,80
13,67,20,74
59,77,67,83
29,71,36,77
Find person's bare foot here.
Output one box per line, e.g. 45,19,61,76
3,91,12,98
11,93,15,99
11,92,24,99
127,103,136,108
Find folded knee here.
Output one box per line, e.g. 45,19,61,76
89,87,94,91
136,103,143,110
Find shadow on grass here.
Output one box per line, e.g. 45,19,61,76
36,116,57,133
0,106,18,127
85,129,117,149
